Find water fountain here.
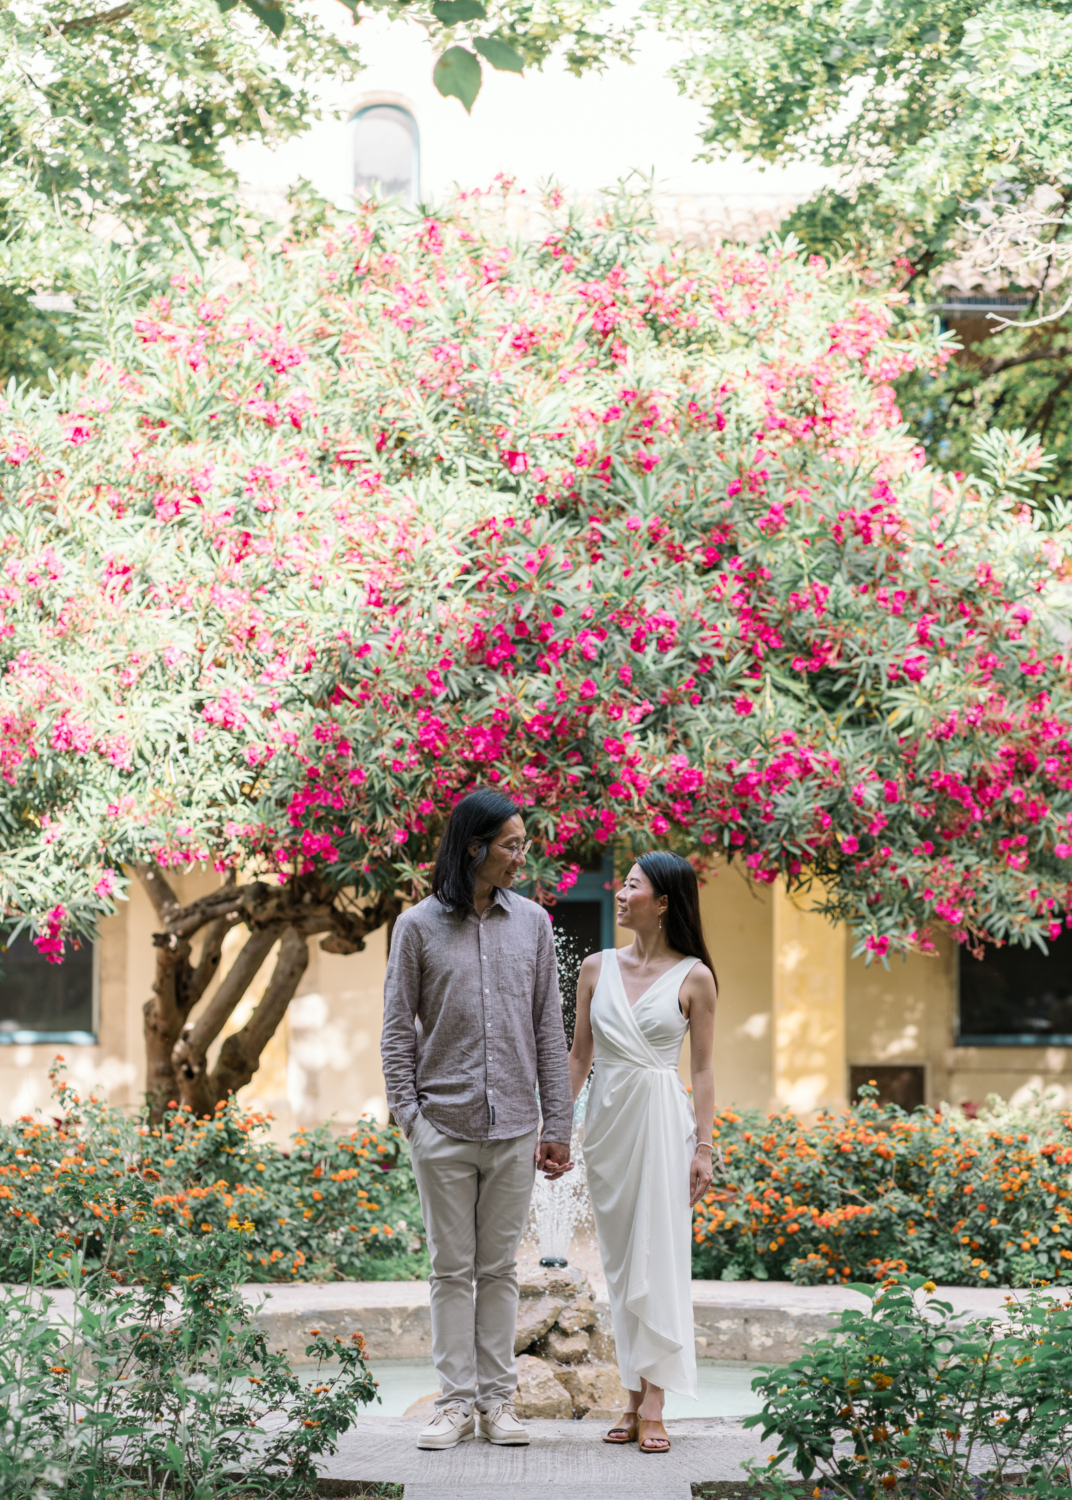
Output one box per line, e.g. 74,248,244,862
532,1140,589,1266
530,924,593,1267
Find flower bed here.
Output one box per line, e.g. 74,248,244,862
6,1070,1072,1290
0,1066,425,1283
1,1233,378,1500
746,1276,1072,1500
693,1088,1072,1287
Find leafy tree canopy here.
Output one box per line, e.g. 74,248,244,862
0,0,624,383
0,0,363,381
648,0,1072,494
2,189,1071,1109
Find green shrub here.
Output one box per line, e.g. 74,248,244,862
0,1064,426,1283
745,1276,1072,1500
0,1229,377,1500
693,1087,1072,1286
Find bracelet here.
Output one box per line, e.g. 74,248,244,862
695,1143,713,1155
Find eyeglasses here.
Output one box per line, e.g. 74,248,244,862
498,839,532,859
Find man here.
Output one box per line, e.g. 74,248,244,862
381,788,574,1450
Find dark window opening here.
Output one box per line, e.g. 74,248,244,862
548,853,615,1047
0,935,95,1044
850,1065,926,1113
959,933,1072,1044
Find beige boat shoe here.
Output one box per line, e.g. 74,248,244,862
476,1400,531,1445
416,1404,475,1449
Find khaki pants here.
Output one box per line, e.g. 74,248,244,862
408,1113,537,1412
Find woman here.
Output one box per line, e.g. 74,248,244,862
568,851,717,1455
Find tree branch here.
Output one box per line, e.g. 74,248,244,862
1031,366,1072,442
145,875,401,1117
186,914,230,1010
54,3,136,35
136,861,181,925
167,885,251,939
172,922,283,1100
943,347,1072,395
208,927,310,1106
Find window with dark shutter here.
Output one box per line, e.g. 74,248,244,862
958,932,1072,1045
0,936,95,1045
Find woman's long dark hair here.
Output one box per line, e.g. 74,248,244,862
637,851,717,989
431,788,521,912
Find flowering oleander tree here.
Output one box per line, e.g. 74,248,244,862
2,186,1072,1116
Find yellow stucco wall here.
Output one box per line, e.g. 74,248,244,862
691,862,773,1112
4,863,1072,1123
771,884,847,1114
844,933,956,1107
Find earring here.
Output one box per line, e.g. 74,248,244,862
658,917,663,930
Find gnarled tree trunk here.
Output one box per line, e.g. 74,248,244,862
138,863,400,1121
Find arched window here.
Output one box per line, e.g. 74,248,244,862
351,105,419,206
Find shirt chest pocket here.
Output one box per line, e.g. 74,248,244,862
483,943,535,1001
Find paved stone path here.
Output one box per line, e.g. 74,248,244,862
320,1414,771,1499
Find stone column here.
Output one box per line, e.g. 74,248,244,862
771,882,848,1114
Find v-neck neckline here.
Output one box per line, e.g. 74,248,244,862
613,948,691,1011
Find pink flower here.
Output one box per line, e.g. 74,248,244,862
50,715,94,754
841,835,859,854
60,414,94,445
262,330,307,374
202,689,247,731
651,814,670,835
34,905,66,963
732,696,754,716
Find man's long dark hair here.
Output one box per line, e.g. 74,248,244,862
431,788,522,912
637,851,718,989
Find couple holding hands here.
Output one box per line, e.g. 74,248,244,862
381,788,718,1455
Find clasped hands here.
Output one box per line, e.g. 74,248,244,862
536,1138,574,1179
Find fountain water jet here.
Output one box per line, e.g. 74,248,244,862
531,1074,591,1268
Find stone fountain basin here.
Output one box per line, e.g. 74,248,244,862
22,1277,1015,1368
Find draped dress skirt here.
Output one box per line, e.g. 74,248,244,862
582,949,699,1398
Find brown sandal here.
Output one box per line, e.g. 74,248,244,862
603,1411,639,1444
638,1417,671,1453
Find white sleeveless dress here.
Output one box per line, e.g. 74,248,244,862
582,949,699,1397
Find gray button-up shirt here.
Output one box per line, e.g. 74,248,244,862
380,888,573,1144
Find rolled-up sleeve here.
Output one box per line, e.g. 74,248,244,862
380,915,423,1138
531,913,573,1143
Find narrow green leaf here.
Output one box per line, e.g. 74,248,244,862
245,0,286,35
433,47,482,112
431,0,486,21
215,0,241,11
474,34,524,72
